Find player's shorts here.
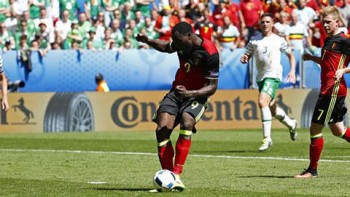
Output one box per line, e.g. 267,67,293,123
257,78,280,99
153,89,209,125
311,94,347,125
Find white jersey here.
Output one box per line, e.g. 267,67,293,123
245,33,291,81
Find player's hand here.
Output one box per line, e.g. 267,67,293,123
2,98,9,111
335,69,345,81
240,54,249,64
136,33,148,43
287,72,296,84
175,85,190,99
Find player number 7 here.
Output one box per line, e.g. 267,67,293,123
317,109,324,120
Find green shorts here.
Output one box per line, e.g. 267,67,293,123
257,78,281,99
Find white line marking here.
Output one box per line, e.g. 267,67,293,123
88,181,107,184
0,148,349,163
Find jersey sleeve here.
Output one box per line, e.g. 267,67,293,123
280,37,292,53
245,41,254,56
341,38,350,55
205,53,220,79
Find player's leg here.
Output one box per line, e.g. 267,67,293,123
172,97,208,191
155,112,176,171
153,91,180,171
257,79,277,151
294,122,323,178
295,95,328,178
258,92,273,151
327,96,350,142
270,100,298,141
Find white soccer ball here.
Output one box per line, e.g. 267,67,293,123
153,169,176,191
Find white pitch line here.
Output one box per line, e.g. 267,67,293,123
0,148,349,163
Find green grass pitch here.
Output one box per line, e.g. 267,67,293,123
0,129,349,196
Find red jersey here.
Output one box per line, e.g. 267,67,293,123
320,33,350,96
170,37,220,90
194,22,218,41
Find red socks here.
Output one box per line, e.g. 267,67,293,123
309,136,324,170
158,141,174,171
342,128,350,143
173,137,192,175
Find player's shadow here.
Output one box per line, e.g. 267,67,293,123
239,175,292,179
93,188,150,191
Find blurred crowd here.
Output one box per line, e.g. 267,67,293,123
0,0,350,55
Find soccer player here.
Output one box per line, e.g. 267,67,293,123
240,13,298,152
0,55,9,112
136,22,220,192
295,6,350,178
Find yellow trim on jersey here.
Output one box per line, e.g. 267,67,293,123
158,140,169,147
219,37,237,43
324,54,347,124
179,130,192,136
288,34,304,40
311,133,323,139
340,128,347,138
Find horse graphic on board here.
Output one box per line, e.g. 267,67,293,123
12,97,34,123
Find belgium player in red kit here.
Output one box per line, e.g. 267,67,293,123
295,6,350,178
136,22,220,191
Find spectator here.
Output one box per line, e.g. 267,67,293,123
82,26,103,50
144,16,159,39
110,19,124,47
59,0,78,21
240,0,263,43
101,0,120,27
55,10,72,41
0,23,15,51
84,0,102,21
155,6,179,41
4,7,18,36
29,0,45,19
285,12,314,54
77,12,92,40
135,0,153,18
0,55,9,111
15,0,30,16
21,11,37,37
94,12,106,41
0,0,10,23
194,8,218,41
95,73,110,92
217,15,240,51
34,21,52,51
63,20,83,49
274,11,291,37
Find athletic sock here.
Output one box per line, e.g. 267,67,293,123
173,135,192,175
341,128,350,143
157,140,174,171
308,134,324,171
261,106,272,139
275,107,295,129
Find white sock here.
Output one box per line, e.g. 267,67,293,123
261,106,272,139
275,107,295,129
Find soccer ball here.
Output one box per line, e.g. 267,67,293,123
153,169,176,191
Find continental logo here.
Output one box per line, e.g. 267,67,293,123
110,96,264,128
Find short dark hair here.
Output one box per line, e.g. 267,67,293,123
172,22,193,35
260,13,273,20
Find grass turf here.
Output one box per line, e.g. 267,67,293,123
0,129,349,196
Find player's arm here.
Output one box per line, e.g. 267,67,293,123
136,33,175,53
175,52,220,98
240,41,253,63
286,50,296,83
303,53,321,64
0,72,9,111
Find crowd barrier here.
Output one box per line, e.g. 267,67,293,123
3,48,348,92
1,89,349,133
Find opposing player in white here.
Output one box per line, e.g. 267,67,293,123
240,13,298,152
